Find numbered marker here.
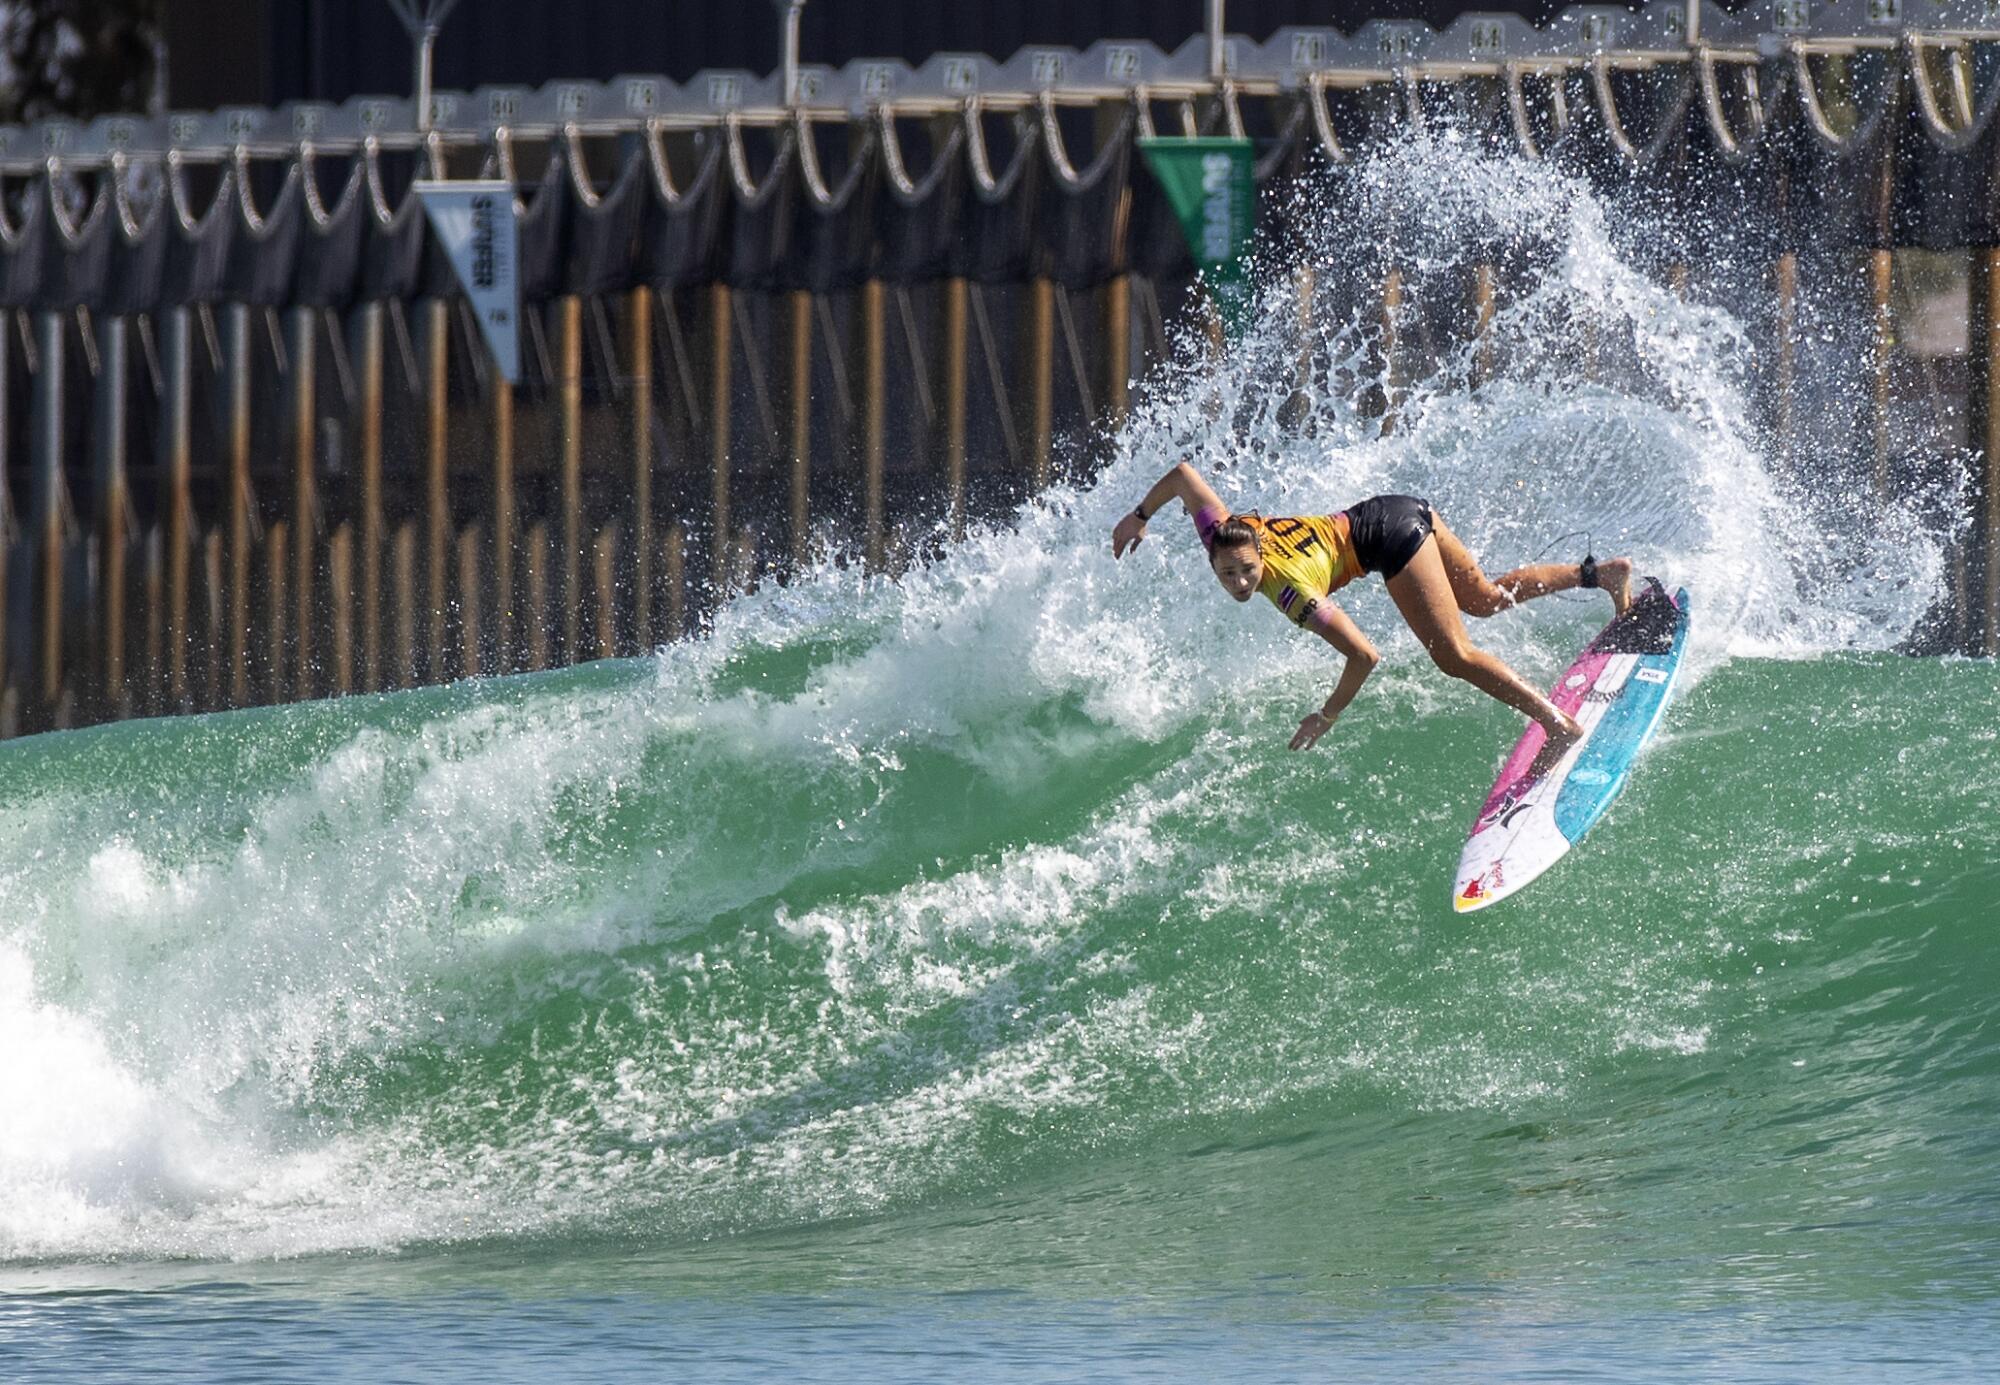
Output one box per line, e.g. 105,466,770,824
943,58,977,93
1105,46,1140,81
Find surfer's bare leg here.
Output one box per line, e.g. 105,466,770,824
1386,536,1585,758
1432,518,1633,617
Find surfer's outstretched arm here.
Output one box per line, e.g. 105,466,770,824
1289,603,1380,752
1110,462,1223,557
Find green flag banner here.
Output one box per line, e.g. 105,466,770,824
1137,136,1257,340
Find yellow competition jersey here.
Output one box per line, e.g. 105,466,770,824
1242,513,1361,627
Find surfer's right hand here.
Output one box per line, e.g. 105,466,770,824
1111,512,1147,558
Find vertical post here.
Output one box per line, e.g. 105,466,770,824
1774,252,1798,467
226,303,252,707
787,288,812,570
594,523,618,659
0,313,12,726
663,522,685,643
1208,0,1228,79
861,278,886,570
265,520,288,702
393,521,417,688
492,366,515,671
559,295,584,663
290,305,317,700
358,302,385,692
1027,277,1054,491
524,520,549,671
163,307,192,709
33,311,67,715
1283,264,1315,430
1871,248,1894,500
203,529,223,709
424,297,450,682
709,283,734,595
1378,266,1404,432
1103,182,1133,431
1970,248,2000,655
943,277,968,540
458,522,482,677
1472,263,1497,385
144,528,162,715
328,525,353,695
97,316,130,716
629,286,655,650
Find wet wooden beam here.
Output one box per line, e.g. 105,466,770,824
944,277,968,541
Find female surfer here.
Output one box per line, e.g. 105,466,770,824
1109,461,1633,757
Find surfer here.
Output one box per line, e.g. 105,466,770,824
1109,461,1632,758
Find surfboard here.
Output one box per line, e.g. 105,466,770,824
1453,579,1690,913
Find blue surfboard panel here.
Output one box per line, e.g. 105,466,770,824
1552,588,1690,844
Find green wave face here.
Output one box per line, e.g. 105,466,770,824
2,137,1994,1308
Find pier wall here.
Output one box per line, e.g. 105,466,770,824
2,1,1997,733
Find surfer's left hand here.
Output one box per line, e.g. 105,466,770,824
1289,711,1334,751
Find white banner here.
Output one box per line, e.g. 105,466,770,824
414,179,521,384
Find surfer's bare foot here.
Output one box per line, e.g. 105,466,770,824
1527,712,1585,781
1598,557,1634,616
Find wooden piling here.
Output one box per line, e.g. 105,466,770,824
328,524,354,696
163,308,193,709
1969,248,2000,656
1379,267,1403,433
424,298,450,682
943,277,969,540
458,522,482,678
629,287,655,650
788,288,812,570
290,306,317,701
226,304,252,708
492,368,516,671
708,283,734,596
861,278,887,570
1472,264,1497,385
559,295,584,663
96,315,130,715
1027,277,1054,491
1774,252,1798,466
33,310,67,714
358,303,385,692
264,520,288,702
393,520,417,689
524,520,550,672
594,522,618,659
1871,249,1894,500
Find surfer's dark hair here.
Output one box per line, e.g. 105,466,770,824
1207,516,1259,556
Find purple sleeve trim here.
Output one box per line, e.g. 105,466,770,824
1192,503,1227,547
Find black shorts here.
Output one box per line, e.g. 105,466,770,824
1346,494,1435,580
